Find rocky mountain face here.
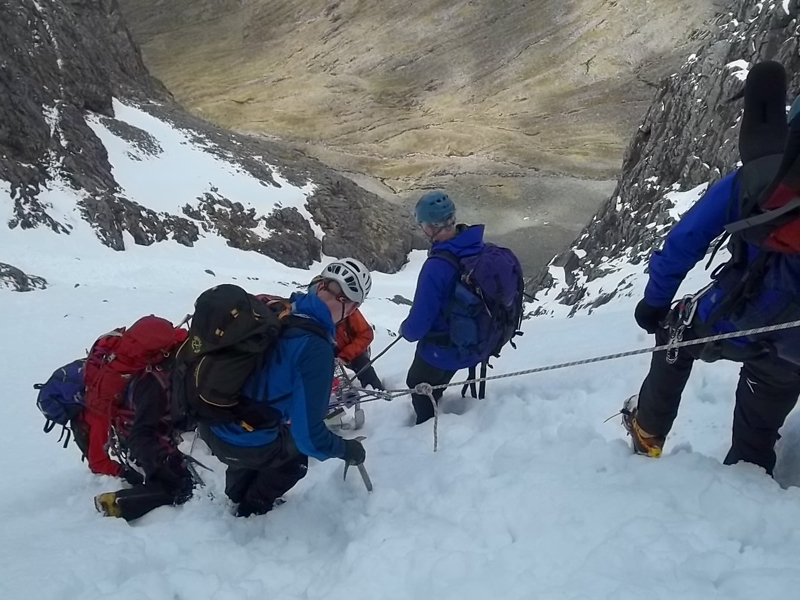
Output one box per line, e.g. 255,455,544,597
0,0,424,286
118,0,723,277
0,263,47,292
119,0,722,183
531,0,800,314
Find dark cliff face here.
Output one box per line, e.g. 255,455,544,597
531,0,800,314
0,0,424,278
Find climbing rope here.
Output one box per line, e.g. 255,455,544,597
328,319,800,452
411,383,439,452
331,318,800,407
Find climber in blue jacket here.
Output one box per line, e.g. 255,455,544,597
400,191,486,424
621,61,800,476
623,169,800,475
199,259,372,517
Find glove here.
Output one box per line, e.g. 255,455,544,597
342,438,366,466
634,300,671,334
121,466,145,486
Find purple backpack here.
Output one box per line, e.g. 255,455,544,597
34,360,86,445
434,243,524,394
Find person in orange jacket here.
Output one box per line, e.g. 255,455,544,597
336,308,384,390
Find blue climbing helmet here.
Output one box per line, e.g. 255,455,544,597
415,191,456,225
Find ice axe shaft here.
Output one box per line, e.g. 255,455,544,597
343,435,372,492
343,462,373,493
353,336,402,381
184,454,212,472
356,463,373,492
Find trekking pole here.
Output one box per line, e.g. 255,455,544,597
353,336,403,381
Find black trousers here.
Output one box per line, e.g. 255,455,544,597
406,351,457,424
348,352,383,389
637,325,800,475
113,480,189,522
199,424,308,516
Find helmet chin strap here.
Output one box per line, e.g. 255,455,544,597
421,223,442,241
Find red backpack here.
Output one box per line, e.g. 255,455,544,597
83,315,187,418
724,62,800,253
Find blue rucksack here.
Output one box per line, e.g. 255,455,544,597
433,244,524,397
34,359,87,447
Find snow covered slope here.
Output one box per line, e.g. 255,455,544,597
86,99,320,239
3,194,800,600
4,0,422,272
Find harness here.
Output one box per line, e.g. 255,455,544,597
660,280,721,365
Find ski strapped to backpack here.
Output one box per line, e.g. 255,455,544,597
34,359,86,448
170,284,329,432
428,243,525,399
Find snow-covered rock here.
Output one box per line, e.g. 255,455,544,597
531,0,800,315
0,0,424,272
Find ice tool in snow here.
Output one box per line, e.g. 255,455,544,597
343,436,373,492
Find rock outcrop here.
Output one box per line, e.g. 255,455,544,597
532,0,800,314
0,263,48,292
0,0,424,273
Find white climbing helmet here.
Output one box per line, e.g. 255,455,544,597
320,258,372,304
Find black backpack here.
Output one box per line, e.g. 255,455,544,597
170,284,327,429
706,61,795,322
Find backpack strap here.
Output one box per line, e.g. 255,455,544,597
424,250,464,347
430,249,461,272
725,197,800,234
705,170,743,270
478,362,487,400
461,365,477,399
280,314,331,341
460,362,489,400
56,425,72,449
706,249,771,326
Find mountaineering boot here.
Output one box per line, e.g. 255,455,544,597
620,395,664,458
94,492,122,518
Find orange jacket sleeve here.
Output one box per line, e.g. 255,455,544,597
335,310,374,363
82,410,122,477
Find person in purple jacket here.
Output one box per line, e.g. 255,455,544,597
400,191,486,424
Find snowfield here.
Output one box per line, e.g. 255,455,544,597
3,102,800,600
4,214,800,600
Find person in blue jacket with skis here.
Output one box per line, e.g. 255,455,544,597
199,259,372,517
400,191,487,424
623,67,800,475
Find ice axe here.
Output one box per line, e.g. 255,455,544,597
352,336,402,382
343,436,373,492
183,454,212,488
